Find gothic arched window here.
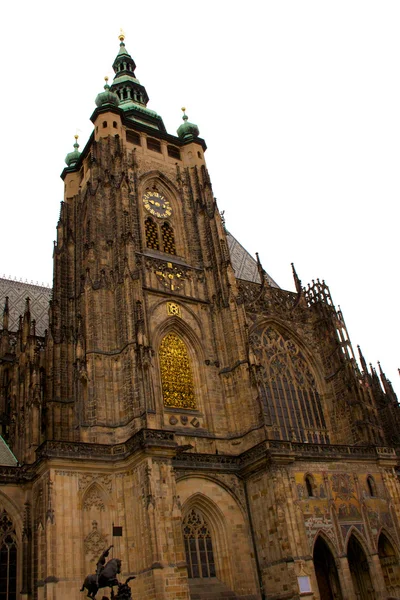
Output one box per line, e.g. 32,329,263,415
159,333,196,409
0,510,17,600
250,325,328,444
145,217,160,250
183,509,216,579
161,222,176,255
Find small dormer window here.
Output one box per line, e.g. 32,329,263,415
102,121,107,128
113,121,117,129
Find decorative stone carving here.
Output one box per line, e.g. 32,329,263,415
84,521,109,560
79,474,112,495
83,486,106,512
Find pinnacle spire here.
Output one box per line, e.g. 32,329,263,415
291,263,302,295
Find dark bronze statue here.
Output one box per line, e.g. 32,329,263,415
80,546,131,599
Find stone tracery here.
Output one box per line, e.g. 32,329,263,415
250,325,328,443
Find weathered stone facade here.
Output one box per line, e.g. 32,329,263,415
1,36,400,600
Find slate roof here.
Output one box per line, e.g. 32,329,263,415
0,278,51,337
0,235,278,335
0,436,18,466
226,232,279,287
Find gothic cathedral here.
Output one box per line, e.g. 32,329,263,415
1,34,400,600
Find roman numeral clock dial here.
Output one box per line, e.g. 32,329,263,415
143,191,172,218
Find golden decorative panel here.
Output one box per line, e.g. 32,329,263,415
159,333,196,409
167,302,181,317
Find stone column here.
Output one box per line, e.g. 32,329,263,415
369,552,388,599
336,555,357,600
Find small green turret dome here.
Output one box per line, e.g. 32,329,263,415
65,136,81,167
95,77,120,108
177,108,199,142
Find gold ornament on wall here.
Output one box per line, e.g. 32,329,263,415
159,333,196,409
167,302,181,317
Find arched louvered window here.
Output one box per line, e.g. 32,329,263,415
161,222,176,255
0,510,17,600
183,509,216,579
159,333,196,409
250,325,328,444
145,217,160,250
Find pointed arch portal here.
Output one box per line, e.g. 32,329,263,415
347,535,374,600
313,536,343,600
378,532,400,597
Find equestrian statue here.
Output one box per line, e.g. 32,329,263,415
80,545,135,599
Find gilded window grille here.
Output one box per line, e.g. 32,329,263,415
159,333,196,409
183,509,216,579
145,217,160,250
161,222,176,255
0,510,17,600
250,325,328,444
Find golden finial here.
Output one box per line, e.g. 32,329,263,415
181,107,186,113
104,76,109,83
74,134,79,141
119,28,125,42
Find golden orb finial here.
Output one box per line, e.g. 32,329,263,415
104,76,109,82
181,107,186,113
119,28,125,42
74,134,79,141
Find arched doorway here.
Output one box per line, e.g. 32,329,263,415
347,534,375,599
378,532,400,597
313,536,343,600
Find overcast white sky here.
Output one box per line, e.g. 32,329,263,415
0,1,398,392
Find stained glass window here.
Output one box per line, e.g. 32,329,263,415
0,510,17,600
159,333,196,409
183,509,216,579
250,325,328,444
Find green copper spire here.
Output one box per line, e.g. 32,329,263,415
177,108,200,142
110,31,149,108
95,76,120,108
65,135,81,167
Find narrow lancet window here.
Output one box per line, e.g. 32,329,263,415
183,509,216,579
0,510,17,600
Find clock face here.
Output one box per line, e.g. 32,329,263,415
143,191,172,218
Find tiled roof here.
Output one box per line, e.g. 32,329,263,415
226,232,279,287
0,278,51,337
0,436,18,466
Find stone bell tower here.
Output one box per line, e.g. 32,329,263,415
51,30,258,449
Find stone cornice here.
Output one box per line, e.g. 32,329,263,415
0,433,398,484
